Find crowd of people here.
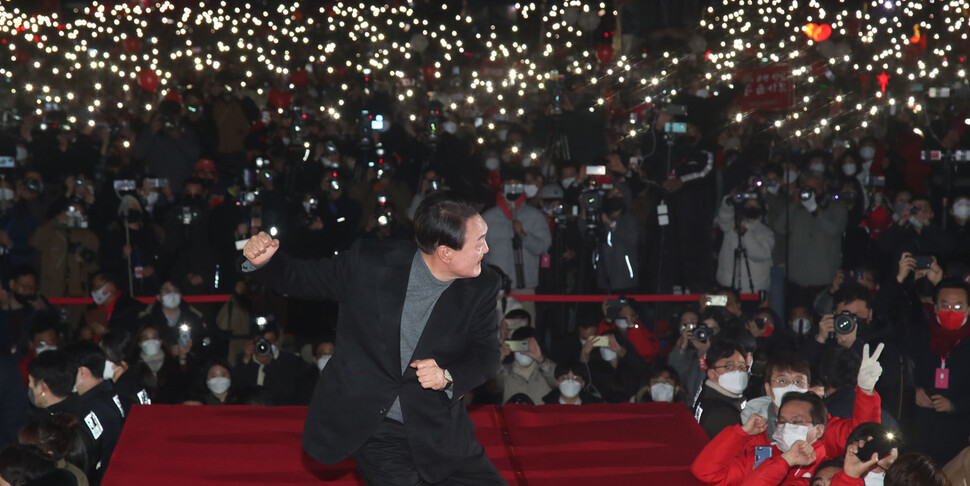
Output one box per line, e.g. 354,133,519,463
1,1,970,485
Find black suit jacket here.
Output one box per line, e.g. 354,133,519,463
243,239,500,483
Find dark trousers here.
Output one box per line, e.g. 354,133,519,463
352,418,507,486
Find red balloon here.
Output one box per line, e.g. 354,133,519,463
137,69,159,92
123,37,141,53
596,44,614,65
268,89,292,110
422,63,436,81
289,69,309,88
163,90,182,104
14,49,29,64
335,66,347,77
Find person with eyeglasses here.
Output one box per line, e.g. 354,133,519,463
692,339,752,439
740,353,814,441
693,382,885,486
910,278,970,467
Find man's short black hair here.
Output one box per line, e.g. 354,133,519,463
763,352,812,385
100,331,135,365
65,341,106,378
91,271,120,290
0,445,57,486
183,177,206,189
780,391,828,428
500,166,525,184
523,166,543,182
504,309,531,326
818,347,860,390
413,190,483,254
845,422,891,450
705,339,745,370
9,264,38,283
832,283,871,312
27,350,77,398
28,315,59,342
934,277,970,304
510,326,536,340
554,362,588,382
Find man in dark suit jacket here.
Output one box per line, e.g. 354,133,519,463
240,190,505,485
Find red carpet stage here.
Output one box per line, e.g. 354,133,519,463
102,403,708,485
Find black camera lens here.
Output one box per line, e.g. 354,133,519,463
833,311,857,335
910,206,921,215
254,338,272,357
800,189,814,201
693,324,711,343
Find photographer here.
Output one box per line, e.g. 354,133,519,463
313,171,361,256
29,202,99,298
0,265,56,362
133,99,201,195
482,167,552,322
768,167,848,304
164,178,216,295
801,284,902,420
137,281,209,357
593,188,640,292
669,308,728,397
715,188,774,293
878,196,954,268
232,322,308,406
97,195,166,297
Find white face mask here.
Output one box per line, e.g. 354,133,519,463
16,146,28,162
717,370,749,395
206,377,231,395
497,129,509,142
561,177,576,188
559,378,582,398
145,191,160,207
103,360,117,381
524,184,539,198
859,146,876,160
771,384,803,408
614,318,629,330
91,285,111,305
316,355,331,371
864,470,886,486
955,203,970,220
161,292,181,309
140,339,162,356
513,352,535,367
35,342,57,355
772,423,811,453
765,184,780,195
842,163,857,176
600,347,618,362
443,121,457,135
791,318,812,336
0,188,14,202
783,170,798,185
485,157,500,171
650,383,675,402
809,162,826,174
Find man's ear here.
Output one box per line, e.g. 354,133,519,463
707,369,718,383
435,245,452,263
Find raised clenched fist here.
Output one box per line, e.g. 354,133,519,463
243,231,279,266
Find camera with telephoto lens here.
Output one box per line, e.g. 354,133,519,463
731,190,760,205
833,310,857,335
180,206,200,225
254,338,273,357
24,178,42,195
800,188,815,201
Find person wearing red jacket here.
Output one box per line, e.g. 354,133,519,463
596,299,660,363
827,436,897,486
691,343,885,486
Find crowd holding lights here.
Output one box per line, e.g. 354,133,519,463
701,0,970,141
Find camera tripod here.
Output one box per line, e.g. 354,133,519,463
730,215,756,294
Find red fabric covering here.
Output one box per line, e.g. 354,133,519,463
103,403,707,485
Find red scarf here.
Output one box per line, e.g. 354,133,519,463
495,193,526,220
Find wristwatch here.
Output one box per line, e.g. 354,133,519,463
443,369,453,390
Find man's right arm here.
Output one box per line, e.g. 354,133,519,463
237,232,357,302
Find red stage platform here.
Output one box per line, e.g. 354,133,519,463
102,403,708,485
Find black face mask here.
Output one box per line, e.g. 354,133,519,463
14,293,36,306
914,276,936,297
125,210,143,224
742,207,763,219
602,196,626,214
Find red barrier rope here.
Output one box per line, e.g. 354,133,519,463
46,293,758,306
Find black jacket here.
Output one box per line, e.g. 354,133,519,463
232,351,308,406
242,239,501,483
693,381,745,439
78,380,124,485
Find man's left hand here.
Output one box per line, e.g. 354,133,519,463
931,394,952,413
411,359,449,391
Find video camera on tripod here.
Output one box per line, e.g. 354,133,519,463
578,165,612,228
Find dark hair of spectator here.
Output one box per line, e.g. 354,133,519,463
100,331,135,365
412,190,483,254
763,353,812,385
832,283,872,312
91,270,120,290
811,459,845,481
705,339,746,370
885,452,951,486
505,393,535,405
499,166,525,183
554,362,588,383
934,278,970,304
27,350,77,398
780,391,828,428
818,347,861,390
27,315,59,342
504,308,531,326
8,264,38,283
66,340,107,378
510,326,536,341
0,444,57,486
19,414,88,470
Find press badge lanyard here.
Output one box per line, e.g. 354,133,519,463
937,339,961,390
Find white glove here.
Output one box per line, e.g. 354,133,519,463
857,343,885,392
